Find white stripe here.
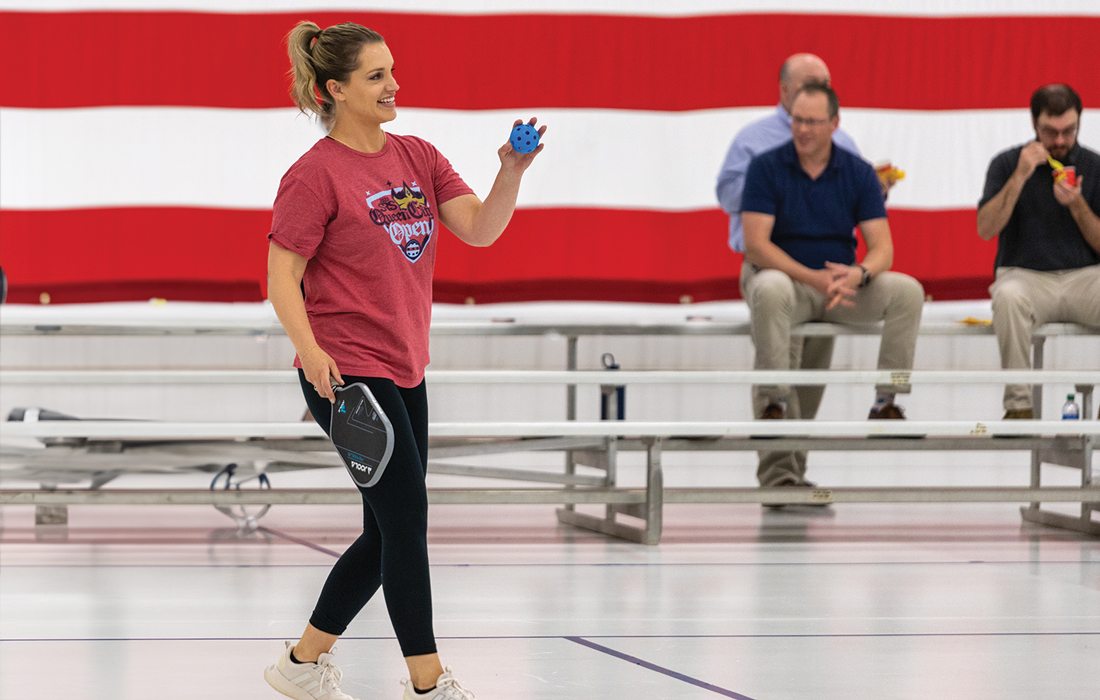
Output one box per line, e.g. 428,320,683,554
4,106,1096,211
2,0,1098,17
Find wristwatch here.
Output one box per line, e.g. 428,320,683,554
858,264,872,288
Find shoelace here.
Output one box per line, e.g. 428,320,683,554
315,658,347,698
434,670,476,699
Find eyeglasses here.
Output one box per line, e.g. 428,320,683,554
1038,124,1078,140
791,116,832,128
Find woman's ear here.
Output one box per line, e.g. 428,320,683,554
327,79,343,102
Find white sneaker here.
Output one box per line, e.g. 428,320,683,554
264,642,358,700
401,667,476,699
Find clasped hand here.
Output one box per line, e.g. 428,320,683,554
814,262,860,310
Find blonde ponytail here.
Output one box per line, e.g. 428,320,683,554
287,21,325,120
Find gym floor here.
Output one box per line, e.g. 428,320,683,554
1,458,1098,699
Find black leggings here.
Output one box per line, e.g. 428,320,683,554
298,370,436,657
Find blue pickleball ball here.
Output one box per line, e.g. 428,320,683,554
509,123,540,154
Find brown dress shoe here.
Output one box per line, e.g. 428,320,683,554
868,403,906,419
867,402,922,438
760,402,786,420
1003,408,1035,420
752,402,787,440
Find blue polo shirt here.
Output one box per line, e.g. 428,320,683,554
741,140,887,269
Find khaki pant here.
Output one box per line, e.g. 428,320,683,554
990,265,1100,411
741,261,924,486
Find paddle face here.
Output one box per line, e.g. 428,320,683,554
329,383,394,488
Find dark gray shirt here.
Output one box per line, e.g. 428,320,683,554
979,142,1100,272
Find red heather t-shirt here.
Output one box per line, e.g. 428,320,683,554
269,134,473,387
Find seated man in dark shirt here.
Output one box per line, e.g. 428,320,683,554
741,82,924,489
977,83,1100,419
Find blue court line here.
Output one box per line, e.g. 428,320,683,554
566,636,755,699
257,526,341,558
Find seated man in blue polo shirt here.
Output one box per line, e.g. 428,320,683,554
717,53,861,492
741,82,925,489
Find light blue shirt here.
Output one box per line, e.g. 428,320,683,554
716,104,861,252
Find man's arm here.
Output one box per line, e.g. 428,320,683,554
823,217,893,305
858,217,894,275
743,212,800,277
716,137,756,252
743,212,835,297
1056,177,1100,254
715,138,753,216
977,142,1047,240
820,160,893,297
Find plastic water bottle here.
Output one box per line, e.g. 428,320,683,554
599,352,625,421
1061,393,1080,420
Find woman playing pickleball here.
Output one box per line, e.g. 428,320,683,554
264,20,545,700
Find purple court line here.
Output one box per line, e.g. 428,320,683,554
566,636,756,700
257,526,341,558
3,631,1098,643
575,631,1100,640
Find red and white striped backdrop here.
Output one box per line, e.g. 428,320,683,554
3,1,1099,304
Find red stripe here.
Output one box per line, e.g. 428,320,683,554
2,11,1097,111
1,207,991,304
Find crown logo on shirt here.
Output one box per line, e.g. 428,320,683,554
391,181,427,210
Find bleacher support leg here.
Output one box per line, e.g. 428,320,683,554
555,437,664,544
1020,435,1099,536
